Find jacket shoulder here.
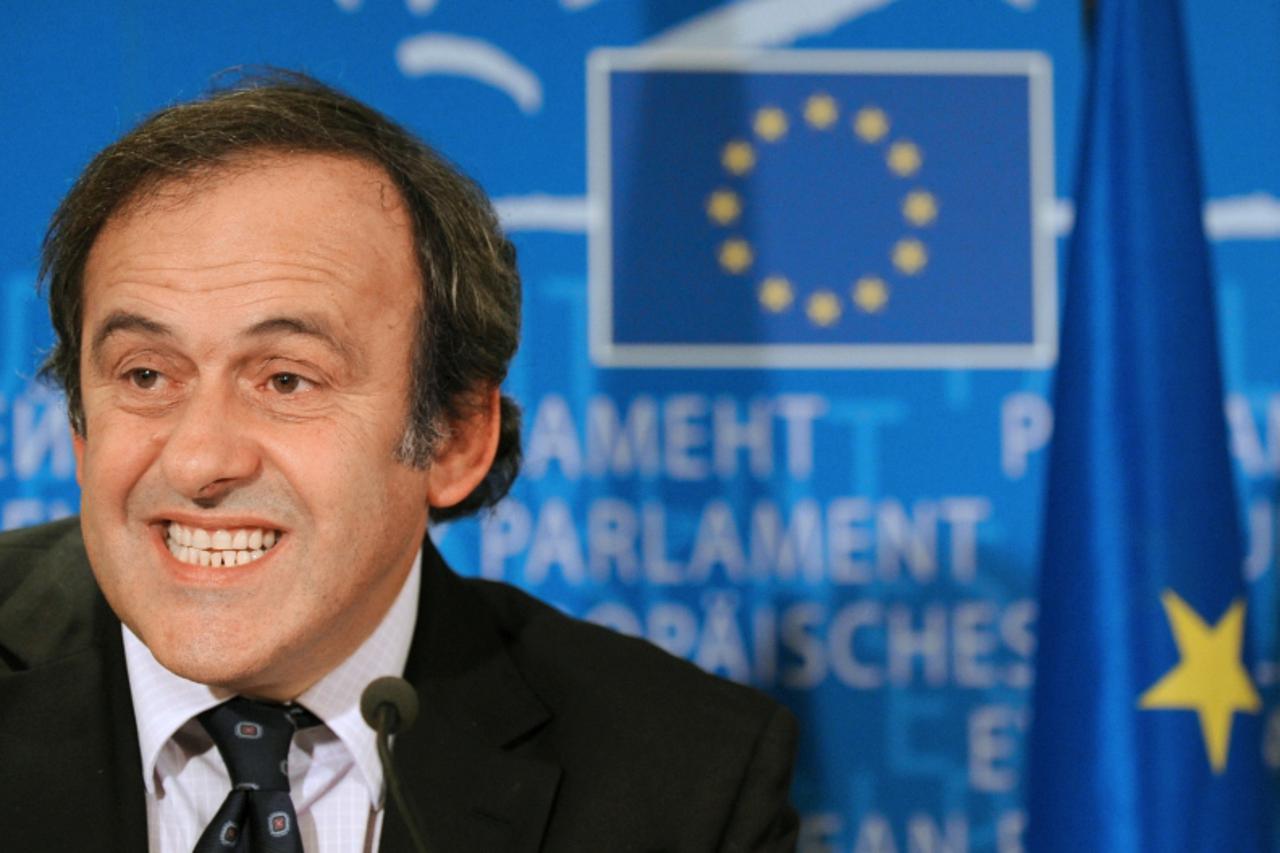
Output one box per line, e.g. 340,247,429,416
0,517,87,599
0,517,103,671
463,577,798,849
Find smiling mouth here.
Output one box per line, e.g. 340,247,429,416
165,522,283,567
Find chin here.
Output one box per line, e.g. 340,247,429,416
144,620,273,690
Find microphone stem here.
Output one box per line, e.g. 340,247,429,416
376,705,430,853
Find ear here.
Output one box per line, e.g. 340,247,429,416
425,387,502,510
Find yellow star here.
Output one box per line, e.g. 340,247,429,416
902,190,938,226
852,276,889,313
718,238,753,274
721,140,756,176
887,140,922,177
706,189,742,226
804,93,838,130
758,276,794,312
754,107,788,142
806,290,842,326
853,106,890,143
892,238,928,275
1138,590,1262,773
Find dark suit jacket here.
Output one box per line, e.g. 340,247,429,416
0,518,798,852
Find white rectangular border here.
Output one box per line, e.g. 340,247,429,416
587,48,1057,370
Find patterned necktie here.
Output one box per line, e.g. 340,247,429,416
193,697,322,853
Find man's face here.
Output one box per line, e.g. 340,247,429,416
75,154,433,699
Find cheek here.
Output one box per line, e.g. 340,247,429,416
269,418,373,494
266,419,426,550
307,431,430,541
79,419,160,510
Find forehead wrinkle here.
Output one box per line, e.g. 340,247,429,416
94,253,362,287
94,212,385,284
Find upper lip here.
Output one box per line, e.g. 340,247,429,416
152,512,286,531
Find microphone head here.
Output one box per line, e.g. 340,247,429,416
360,676,419,734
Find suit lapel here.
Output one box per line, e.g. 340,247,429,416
379,538,561,853
0,523,148,852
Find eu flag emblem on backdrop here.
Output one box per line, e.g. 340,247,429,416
588,50,1056,369
1026,0,1266,849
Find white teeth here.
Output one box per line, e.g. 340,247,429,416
166,522,280,568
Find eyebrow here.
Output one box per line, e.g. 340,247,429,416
89,311,175,366
242,315,354,362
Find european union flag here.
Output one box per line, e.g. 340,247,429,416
588,50,1056,368
1026,0,1265,849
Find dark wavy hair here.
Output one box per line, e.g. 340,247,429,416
39,70,521,521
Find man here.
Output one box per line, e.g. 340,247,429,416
0,73,798,851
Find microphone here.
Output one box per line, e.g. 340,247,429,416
360,677,428,853
360,676,419,734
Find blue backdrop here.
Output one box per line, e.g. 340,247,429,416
4,2,1279,850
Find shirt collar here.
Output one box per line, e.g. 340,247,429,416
124,548,422,807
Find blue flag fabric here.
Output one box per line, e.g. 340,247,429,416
1025,0,1266,849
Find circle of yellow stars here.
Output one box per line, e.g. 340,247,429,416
706,94,938,328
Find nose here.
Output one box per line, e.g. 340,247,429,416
158,380,261,503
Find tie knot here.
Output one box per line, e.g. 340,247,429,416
198,697,321,792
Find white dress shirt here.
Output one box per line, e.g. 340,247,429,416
123,552,422,853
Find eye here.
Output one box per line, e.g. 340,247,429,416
127,368,161,389
269,373,310,394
